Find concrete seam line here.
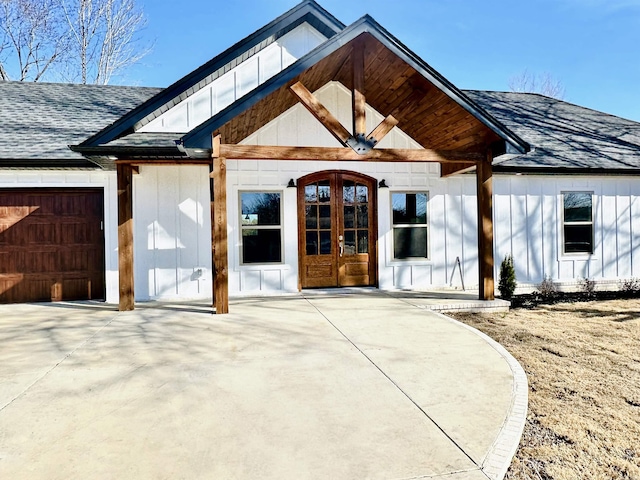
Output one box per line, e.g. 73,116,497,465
0,312,122,413
302,295,482,471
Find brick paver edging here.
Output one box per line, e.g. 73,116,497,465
436,312,529,480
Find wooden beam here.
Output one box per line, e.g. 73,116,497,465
477,150,495,301
212,136,229,314
352,39,366,137
116,163,134,311
367,115,398,146
290,81,351,146
440,162,477,177
218,144,482,163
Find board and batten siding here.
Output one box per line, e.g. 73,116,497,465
138,23,327,134
133,165,212,301
493,175,640,289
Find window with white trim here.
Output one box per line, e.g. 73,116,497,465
392,192,428,259
562,192,593,254
240,192,282,264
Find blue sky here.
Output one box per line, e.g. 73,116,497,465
125,0,640,121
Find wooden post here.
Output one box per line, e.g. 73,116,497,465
476,151,495,301
211,135,229,314
117,163,135,311
352,38,366,137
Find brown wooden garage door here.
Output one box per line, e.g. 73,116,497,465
0,188,105,303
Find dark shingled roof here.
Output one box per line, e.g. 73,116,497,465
466,90,640,173
1,81,640,173
0,81,161,167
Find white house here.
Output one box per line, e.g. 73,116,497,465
1,1,639,311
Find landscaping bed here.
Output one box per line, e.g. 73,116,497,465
449,298,640,480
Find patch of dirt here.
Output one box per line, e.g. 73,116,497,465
449,299,640,480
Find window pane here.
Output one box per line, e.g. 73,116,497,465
305,185,317,203
319,205,331,229
564,193,592,222
357,205,368,228
344,230,356,255
242,229,282,263
319,231,332,254
318,181,330,203
392,193,427,224
343,181,355,203
344,205,355,229
306,231,318,255
241,193,280,226
564,225,593,253
393,227,428,259
305,205,318,229
358,230,368,254
356,185,368,203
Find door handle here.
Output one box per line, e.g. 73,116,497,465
338,235,344,257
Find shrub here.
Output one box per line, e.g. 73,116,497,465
620,278,640,296
536,275,558,299
578,276,596,299
498,254,517,300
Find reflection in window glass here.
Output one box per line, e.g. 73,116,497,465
305,181,332,256
563,192,593,254
240,192,282,264
392,192,428,259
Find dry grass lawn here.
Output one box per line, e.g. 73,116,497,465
450,299,640,480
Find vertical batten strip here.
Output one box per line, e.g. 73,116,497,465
352,37,366,137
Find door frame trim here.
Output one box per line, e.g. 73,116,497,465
296,170,378,290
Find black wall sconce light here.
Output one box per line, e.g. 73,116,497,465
287,179,297,188
378,179,389,188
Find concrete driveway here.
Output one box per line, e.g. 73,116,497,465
0,291,526,480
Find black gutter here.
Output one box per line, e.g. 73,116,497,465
69,145,186,158
493,166,640,176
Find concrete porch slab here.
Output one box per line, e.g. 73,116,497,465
0,293,526,480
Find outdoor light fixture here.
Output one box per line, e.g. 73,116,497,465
287,179,297,188
378,179,388,188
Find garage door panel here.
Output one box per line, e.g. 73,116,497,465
0,189,105,304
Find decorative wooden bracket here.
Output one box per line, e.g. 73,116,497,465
291,81,399,155
290,38,399,155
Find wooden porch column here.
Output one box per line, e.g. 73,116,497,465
117,163,135,311
211,135,229,314
477,150,495,301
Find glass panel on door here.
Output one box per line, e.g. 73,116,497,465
342,181,369,256
305,180,331,256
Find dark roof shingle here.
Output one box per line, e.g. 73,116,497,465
466,90,640,172
0,81,161,167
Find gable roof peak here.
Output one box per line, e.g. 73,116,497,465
77,0,345,149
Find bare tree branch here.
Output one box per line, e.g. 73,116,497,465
0,0,149,83
508,69,566,100
60,0,149,84
0,0,70,81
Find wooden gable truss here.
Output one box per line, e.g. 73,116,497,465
109,21,527,313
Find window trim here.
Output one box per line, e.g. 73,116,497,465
390,190,430,262
561,190,594,256
238,190,284,265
